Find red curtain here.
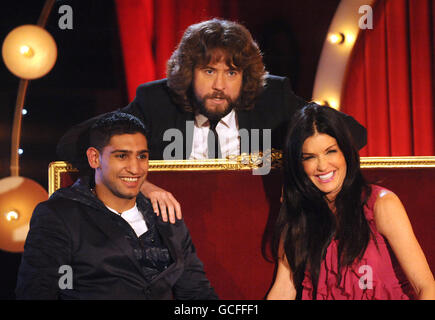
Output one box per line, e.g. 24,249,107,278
115,0,238,101
341,0,435,156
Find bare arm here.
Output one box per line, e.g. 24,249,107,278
374,191,435,300
266,242,297,300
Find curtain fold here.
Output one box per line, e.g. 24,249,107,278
115,0,238,101
409,0,435,155
115,0,155,100
341,0,435,156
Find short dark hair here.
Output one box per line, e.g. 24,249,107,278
89,111,148,152
167,18,268,112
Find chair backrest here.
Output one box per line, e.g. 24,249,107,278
48,156,435,299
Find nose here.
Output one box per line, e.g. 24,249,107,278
126,158,142,175
317,156,328,172
212,72,226,91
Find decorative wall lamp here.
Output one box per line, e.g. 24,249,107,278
328,32,345,45
0,0,56,252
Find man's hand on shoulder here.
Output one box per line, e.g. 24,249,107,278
141,180,182,223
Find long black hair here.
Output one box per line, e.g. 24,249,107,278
271,103,372,299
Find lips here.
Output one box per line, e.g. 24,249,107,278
211,98,225,103
316,171,335,183
120,176,141,187
208,96,229,106
205,93,230,104
210,93,227,99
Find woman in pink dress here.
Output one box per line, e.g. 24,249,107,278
267,103,434,300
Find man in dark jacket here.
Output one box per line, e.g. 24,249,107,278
16,112,217,299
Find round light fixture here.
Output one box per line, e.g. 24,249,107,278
0,176,48,252
2,24,57,80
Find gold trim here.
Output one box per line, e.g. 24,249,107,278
148,150,284,171
48,156,435,195
148,159,253,171
48,161,79,196
360,156,435,168
148,155,435,171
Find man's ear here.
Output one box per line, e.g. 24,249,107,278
86,147,101,169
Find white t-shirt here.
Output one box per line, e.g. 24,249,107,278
106,204,148,237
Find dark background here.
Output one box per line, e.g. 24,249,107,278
0,0,339,299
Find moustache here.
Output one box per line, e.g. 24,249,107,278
204,92,231,101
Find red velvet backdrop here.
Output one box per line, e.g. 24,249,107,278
115,0,238,100
341,0,435,156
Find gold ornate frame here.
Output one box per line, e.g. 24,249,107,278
48,161,79,196
48,156,435,196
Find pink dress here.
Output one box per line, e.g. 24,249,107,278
301,185,415,300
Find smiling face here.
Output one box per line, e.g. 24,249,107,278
87,133,149,212
193,54,243,120
301,132,347,202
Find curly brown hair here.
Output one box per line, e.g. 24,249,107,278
167,18,268,112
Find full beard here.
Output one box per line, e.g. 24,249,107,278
194,92,241,121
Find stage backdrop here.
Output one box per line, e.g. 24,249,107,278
341,0,435,156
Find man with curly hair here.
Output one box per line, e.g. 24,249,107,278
58,19,366,222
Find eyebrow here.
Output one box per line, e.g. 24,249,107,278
325,143,338,150
201,65,239,71
110,149,149,154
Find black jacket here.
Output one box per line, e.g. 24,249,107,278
15,178,218,300
57,75,366,162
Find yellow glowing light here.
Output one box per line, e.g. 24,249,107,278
2,25,57,79
345,33,356,45
329,32,345,45
5,210,19,221
0,176,48,252
328,100,339,109
19,45,34,58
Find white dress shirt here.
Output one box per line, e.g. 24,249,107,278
189,109,240,159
